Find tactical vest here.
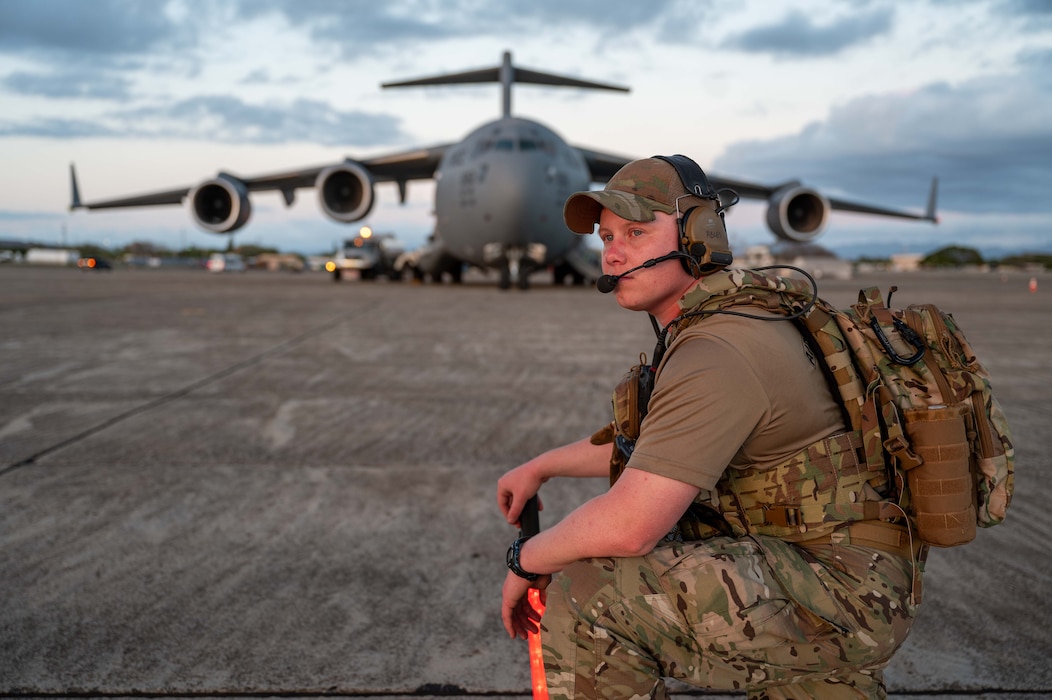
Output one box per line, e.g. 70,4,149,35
591,269,905,546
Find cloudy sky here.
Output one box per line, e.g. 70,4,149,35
1,0,1050,258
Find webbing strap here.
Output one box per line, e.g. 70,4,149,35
875,384,923,471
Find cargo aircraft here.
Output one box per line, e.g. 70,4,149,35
69,51,937,289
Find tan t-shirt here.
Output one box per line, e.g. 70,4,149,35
628,310,845,491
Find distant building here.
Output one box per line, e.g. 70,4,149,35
890,253,924,272
25,248,79,266
743,243,853,280
252,253,305,272
740,245,775,268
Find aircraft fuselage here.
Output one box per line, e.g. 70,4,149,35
433,117,591,270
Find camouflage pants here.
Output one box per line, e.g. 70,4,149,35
541,535,918,699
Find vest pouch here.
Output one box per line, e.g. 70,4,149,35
608,362,653,485
902,404,977,546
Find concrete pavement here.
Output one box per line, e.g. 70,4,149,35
1,265,1049,698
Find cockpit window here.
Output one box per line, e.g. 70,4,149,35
495,139,514,151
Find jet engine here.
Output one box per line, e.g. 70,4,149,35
316,161,375,223
189,174,252,233
765,184,830,243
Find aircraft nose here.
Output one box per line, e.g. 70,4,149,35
478,158,555,245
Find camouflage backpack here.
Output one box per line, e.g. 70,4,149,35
799,283,1015,546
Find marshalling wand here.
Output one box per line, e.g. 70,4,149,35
519,495,548,700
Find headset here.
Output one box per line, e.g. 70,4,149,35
653,154,737,277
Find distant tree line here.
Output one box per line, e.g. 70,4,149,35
922,246,985,267
858,246,1051,269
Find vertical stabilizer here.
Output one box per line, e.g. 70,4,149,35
499,51,513,118
381,50,629,118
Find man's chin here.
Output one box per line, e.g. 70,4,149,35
613,287,647,312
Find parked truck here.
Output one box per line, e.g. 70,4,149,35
324,228,405,282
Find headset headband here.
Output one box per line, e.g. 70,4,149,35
653,154,719,203
651,154,734,277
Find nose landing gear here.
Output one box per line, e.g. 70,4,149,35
488,243,546,291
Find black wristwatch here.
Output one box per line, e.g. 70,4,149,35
506,536,540,581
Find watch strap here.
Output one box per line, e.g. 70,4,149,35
506,536,539,581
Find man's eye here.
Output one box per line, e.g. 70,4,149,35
630,228,645,237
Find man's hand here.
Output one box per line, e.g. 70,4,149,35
497,464,545,528
496,438,614,528
501,571,551,640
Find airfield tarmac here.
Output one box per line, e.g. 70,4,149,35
1,264,1050,699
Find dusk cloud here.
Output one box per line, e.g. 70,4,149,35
0,95,408,146
3,69,134,100
714,60,1052,215
0,0,188,56
720,8,895,57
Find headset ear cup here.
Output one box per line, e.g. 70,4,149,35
682,207,711,265
682,205,732,273
676,209,702,278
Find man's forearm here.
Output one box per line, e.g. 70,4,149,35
530,437,612,480
515,468,700,575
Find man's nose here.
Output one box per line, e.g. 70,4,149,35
603,241,625,268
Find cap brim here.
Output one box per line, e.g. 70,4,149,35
563,192,605,233
563,190,676,234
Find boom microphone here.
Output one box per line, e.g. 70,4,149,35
596,251,692,293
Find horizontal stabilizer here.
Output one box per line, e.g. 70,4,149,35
512,67,629,92
383,67,500,88
383,65,627,93
383,50,629,118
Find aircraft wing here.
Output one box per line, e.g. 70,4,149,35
698,174,939,223
71,144,453,211
572,146,938,239
574,146,634,182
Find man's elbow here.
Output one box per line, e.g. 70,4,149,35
611,530,665,558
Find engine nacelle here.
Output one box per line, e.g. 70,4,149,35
189,174,252,233
765,185,830,243
316,161,375,223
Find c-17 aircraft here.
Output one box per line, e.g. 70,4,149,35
70,51,938,289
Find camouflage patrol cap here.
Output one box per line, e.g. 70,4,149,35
564,157,705,234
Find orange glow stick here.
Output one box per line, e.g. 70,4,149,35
527,588,549,699
519,496,548,699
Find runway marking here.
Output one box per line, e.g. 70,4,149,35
0,305,380,477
